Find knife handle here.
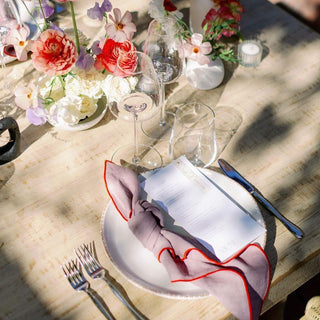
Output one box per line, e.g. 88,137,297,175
253,191,304,239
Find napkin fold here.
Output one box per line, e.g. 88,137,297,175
104,160,271,320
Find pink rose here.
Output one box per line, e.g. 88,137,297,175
31,29,78,76
95,39,137,76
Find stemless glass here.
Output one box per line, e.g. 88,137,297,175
109,51,163,171
142,17,184,139
169,102,217,167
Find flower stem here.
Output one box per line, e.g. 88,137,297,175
58,76,65,94
37,0,50,30
20,0,42,32
69,1,80,54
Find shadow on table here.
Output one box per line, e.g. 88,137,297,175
19,104,116,155
233,104,293,155
20,124,52,154
229,99,320,274
259,206,278,278
0,244,56,320
89,241,150,320
227,104,293,277
0,162,15,190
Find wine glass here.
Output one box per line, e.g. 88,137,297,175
109,51,163,172
169,102,217,167
0,0,20,103
142,17,184,140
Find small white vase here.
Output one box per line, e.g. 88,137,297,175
185,57,225,90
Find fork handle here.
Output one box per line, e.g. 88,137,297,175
102,277,145,320
86,288,116,320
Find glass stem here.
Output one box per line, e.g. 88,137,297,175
132,112,139,164
0,46,10,94
159,81,166,126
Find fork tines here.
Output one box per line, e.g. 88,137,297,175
61,259,86,289
75,243,98,269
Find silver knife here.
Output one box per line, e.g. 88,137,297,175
218,159,304,239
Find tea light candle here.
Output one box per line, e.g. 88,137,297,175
238,40,263,67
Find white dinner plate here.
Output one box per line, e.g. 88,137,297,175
101,168,266,299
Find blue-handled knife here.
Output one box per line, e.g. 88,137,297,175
218,159,304,239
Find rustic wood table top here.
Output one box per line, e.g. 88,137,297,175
1,0,319,319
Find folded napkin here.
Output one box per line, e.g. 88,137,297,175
104,160,271,320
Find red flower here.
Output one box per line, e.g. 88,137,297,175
31,29,78,76
226,1,244,21
210,0,244,21
163,0,177,12
202,0,242,40
95,39,137,76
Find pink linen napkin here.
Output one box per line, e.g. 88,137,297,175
104,160,271,320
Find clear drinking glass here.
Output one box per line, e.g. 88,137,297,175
0,0,21,102
109,51,163,171
142,17,184,139
169,102,217,167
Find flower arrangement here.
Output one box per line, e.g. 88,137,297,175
148,0,244,65
6,0,138,127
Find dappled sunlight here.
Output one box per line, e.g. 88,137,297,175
201,0,320,297
1,0,320,319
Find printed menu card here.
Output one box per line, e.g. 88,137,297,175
141,156,266,262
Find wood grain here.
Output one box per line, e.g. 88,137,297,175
0,0,319,319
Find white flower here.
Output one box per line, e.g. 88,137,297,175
101,74,138,103
78,95,98,118
48,95,82,126
64,67,105,99
48,94,97,126
183,33,212,65
38,75,65,103
14,82,38,110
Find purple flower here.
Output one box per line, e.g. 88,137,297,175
91,40,102,55
76,46,95,70
26,106,47,126
87,0,112,21
39,0,55,19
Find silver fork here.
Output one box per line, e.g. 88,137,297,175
61,258,115,320
75,243,146,320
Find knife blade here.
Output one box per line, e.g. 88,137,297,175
218,159,304,239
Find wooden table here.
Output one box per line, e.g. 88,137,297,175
1,0,319,319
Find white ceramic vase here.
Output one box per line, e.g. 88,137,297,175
185,57,225,90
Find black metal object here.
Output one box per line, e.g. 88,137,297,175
0,117,21,164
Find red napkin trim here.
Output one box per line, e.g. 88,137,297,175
159,243,271,301
103,160,271,320
104,160,133,221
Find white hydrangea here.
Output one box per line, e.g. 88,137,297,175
48,94,98,126
38,75,65,103
64,67,105,99
78,95,98,118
